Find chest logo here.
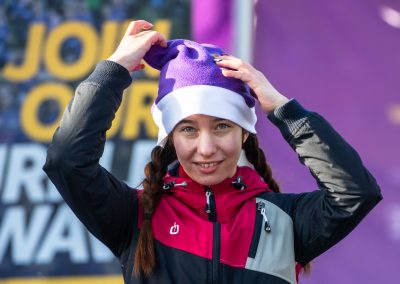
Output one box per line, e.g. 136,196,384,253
169,222,179,235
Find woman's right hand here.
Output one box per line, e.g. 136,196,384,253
107,20,167,72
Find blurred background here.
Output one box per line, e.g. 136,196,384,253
0,0,398,283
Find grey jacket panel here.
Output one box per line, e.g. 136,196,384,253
246,198,296,283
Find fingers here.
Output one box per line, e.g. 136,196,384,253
214,55,250,72
131,63,145,71
157,34,168,48
214,55,255,83
135,30,168,48
146,31,168,47
124,20,153,37
220,68,247,81
123,20,167,48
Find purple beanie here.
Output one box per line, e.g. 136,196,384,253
144,39,257,144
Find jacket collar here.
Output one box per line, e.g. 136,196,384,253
161,163,272,223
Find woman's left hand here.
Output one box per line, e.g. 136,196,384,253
215,55,289,113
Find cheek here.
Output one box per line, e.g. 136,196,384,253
220,134,243,161
231,132,245,152
229,143,243,160
173,137,191,161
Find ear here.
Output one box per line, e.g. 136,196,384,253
242,131,250,144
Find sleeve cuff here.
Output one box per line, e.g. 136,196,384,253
267,99,311,139
84,60,133,95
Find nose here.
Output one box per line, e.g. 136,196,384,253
196,132,217,157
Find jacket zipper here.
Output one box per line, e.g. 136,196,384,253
249,201,272,258
205,186,220,283
205,186,217,222
258,202,271,232
248,203,263,258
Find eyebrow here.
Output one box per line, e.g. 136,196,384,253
178,119,194,124
177,118,229,125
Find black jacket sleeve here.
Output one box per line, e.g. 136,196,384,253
43,61,137,257
268,99,382,265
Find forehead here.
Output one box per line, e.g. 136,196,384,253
178,114,230,123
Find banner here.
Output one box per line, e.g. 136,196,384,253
0,1,190,282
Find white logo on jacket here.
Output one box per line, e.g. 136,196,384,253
170,222,179,235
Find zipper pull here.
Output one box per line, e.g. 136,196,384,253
204,187,217,222
162,180,188,190
205,190,212,214
174,181,188,188
163,181,175,190
258,202,272,233
231,176,246,190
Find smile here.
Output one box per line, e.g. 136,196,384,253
197,162,220,168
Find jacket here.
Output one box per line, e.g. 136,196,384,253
43,60,382,284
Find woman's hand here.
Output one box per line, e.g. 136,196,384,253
215,55,289,113
107,20,167,72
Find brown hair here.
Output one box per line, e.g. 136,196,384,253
133,137,176,276
134,133,311,276
242,134,281,193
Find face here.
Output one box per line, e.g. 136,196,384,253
172,114,248,186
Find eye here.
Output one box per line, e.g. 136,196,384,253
180,126,197,134
216,123,231,130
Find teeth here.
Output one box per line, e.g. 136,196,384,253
198,162,218,168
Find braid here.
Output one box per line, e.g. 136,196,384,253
243,134,281,193
134,137,176,276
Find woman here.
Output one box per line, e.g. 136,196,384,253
43,20,382,284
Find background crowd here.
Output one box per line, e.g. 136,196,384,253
0,0,190,143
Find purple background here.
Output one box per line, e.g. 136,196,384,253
193,0,399,283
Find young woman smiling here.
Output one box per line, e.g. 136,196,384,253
44,20,382,284
173,115,248,185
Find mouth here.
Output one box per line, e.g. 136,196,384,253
196,162,220,168
194,161,222,173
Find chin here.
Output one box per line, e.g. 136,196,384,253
193,175,225,186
